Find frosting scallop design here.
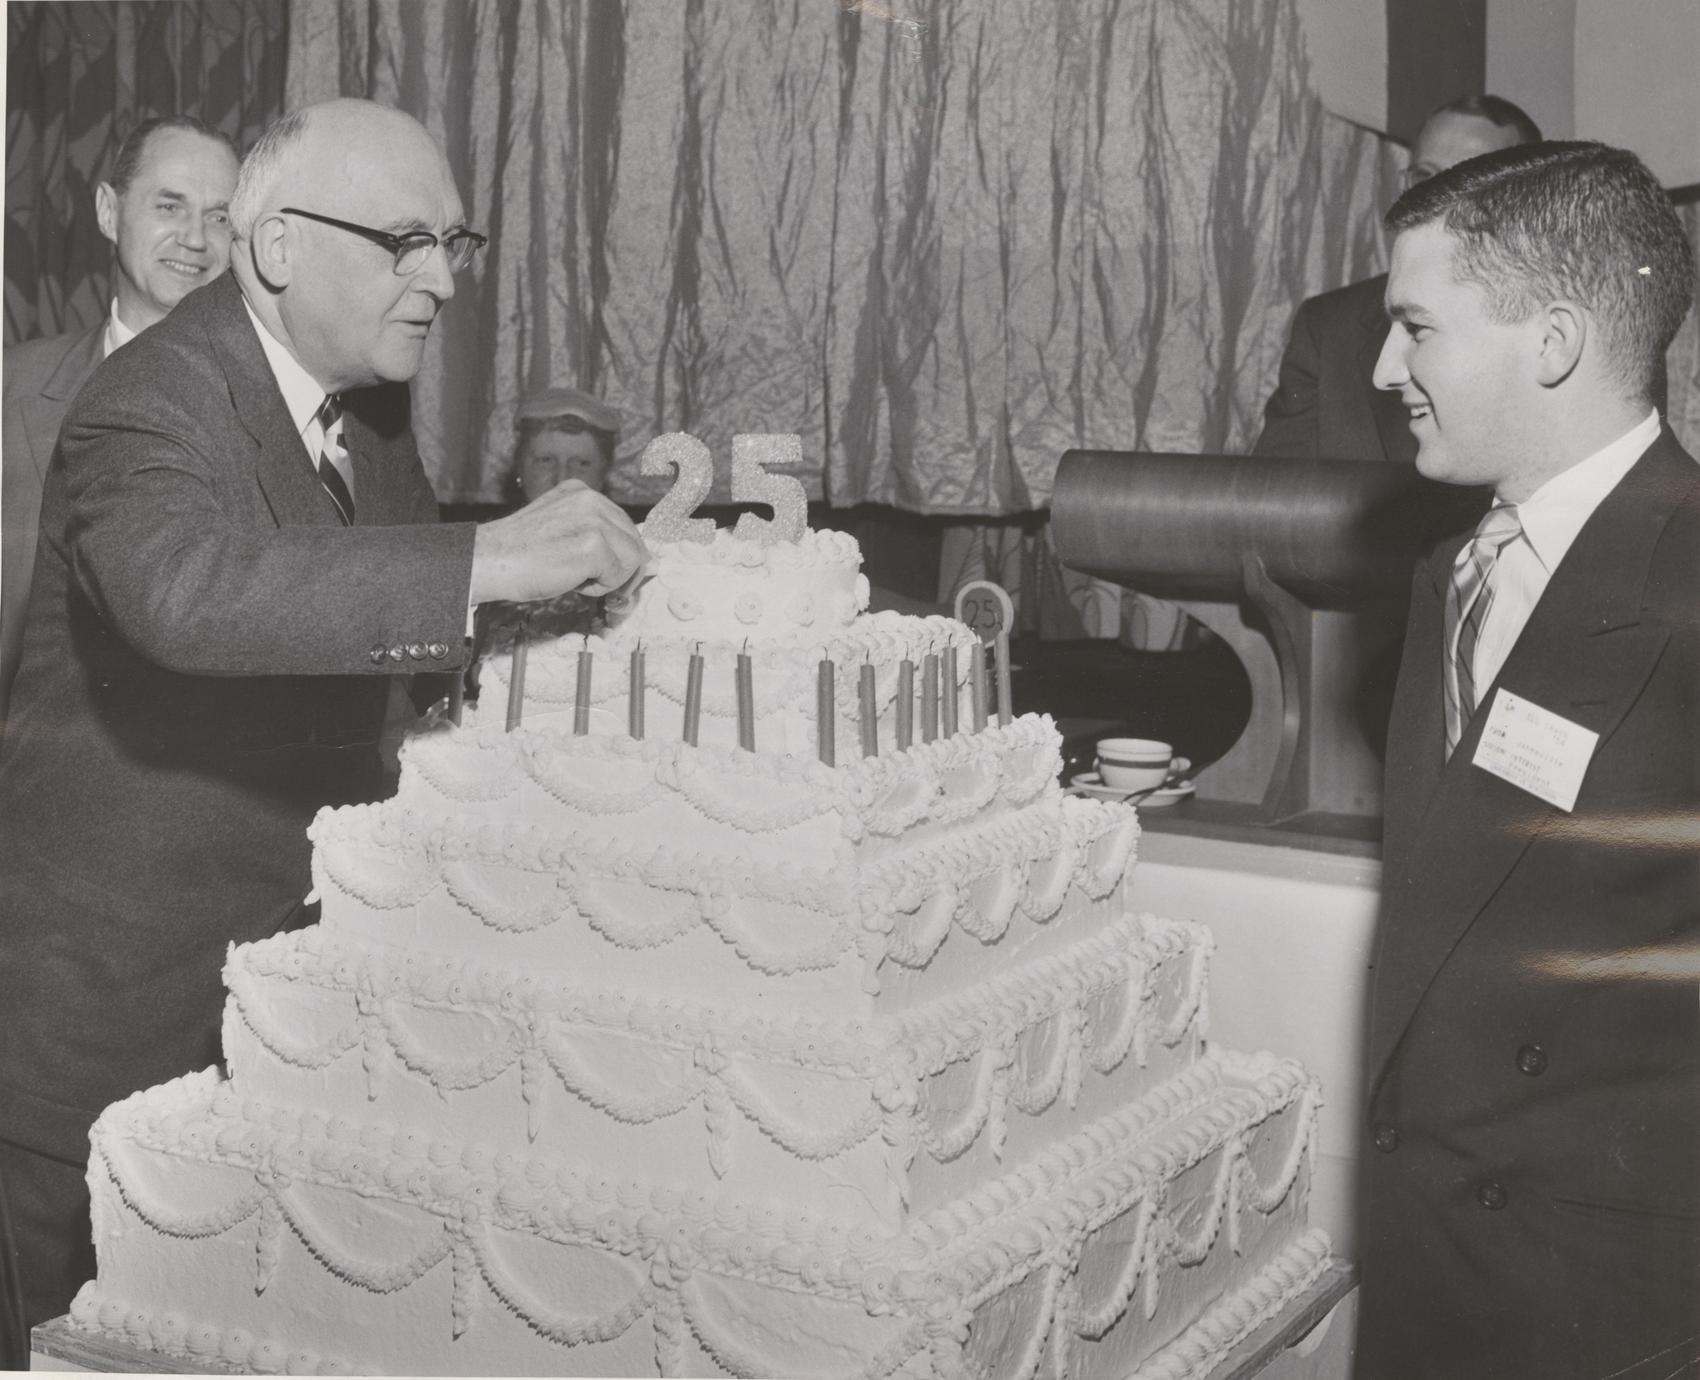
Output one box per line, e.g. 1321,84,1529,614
75,493,1332,1377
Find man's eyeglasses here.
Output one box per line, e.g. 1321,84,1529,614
280,207,487,275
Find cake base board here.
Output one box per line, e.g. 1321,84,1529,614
30,1264,1355,1379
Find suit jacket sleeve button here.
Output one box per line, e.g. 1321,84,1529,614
387,645,406,662
1516,1044,1547,1076
1476,1181,1508,1210
428,642,449,660
370,645,389,665
406,643,426,660
1372,1123,1399,1153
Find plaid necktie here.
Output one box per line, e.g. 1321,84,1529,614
1443,501,1523,756
315,395,354,526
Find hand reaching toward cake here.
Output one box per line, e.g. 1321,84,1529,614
469,478,649,604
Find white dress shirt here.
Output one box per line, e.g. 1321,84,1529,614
1472,410,1661,695
101,302,139,359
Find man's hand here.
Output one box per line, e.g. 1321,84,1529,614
469,480,649,605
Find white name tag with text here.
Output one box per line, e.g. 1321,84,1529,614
1471,688,1598,812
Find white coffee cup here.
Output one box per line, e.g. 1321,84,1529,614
1095,737,1173,792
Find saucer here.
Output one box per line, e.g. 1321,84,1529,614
1069,770,1196,808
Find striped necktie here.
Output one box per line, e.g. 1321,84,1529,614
314,395,354,526
1443,501,1523,757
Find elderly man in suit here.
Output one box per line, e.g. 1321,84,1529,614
1253,96,1541,462
1,115,241,729
0,97,646,1346
1358,141,1698,1377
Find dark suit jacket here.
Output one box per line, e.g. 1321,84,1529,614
1254,275,1416,465
0,273,476,1163
1358,433,1700,1378
1,320,105,730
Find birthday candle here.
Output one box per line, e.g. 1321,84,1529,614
860,662,878,758
505,629,528,733
682,644,704,746
970,641,989,731
921,653,939,742
941,646,959,737
994,631,1013,727
736,644,756,752
817,656,836,767
629,644,646,739
573,636,593,735
896,660,915,749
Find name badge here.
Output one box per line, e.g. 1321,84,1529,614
1471,688,1598,812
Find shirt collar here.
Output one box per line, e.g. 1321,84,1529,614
1514,410,1661,574
240,293,333,444
103,302,139,358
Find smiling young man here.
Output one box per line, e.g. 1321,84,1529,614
1,116,239,729
1360,142,1698,1378
0,98,646,1343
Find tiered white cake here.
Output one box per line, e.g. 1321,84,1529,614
72,445,1330,1378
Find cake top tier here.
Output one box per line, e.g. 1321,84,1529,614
598,431,869,643
607,525,870,643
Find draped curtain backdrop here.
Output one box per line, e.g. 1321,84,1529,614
10,1,1695,533
4,1,288,344
286,0,1400,514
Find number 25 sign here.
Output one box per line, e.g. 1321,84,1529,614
954,580,1014,645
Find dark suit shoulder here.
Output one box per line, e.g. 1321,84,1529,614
65,284,231,428
4,323,100,396
1641,441,1700,620
1292,273,1389,331
5,324,87,368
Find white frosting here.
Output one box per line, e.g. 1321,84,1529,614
219,911,1212,1224
610,527,869,643
83,1053,1323,1377
76,511,1331,1376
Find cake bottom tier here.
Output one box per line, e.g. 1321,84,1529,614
77,1053,1329,1379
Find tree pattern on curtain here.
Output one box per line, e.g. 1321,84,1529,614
285,0,1399,515
4,0,289,345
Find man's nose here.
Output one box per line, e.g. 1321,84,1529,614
1371,325,1408,391
177,213,209,251
413,241,457,302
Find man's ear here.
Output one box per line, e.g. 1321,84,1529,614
1534,300,1585,388
247,212,293,290
94,183,120,246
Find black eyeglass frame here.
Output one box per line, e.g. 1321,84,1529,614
279,206,487,274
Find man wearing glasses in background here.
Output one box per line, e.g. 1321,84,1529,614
1254,95,1542,463
0,98,646,1343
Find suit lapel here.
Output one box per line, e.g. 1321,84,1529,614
1379,551,1453,864
200,276,343,530
1369,438,1688,1089
22,323,105,477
